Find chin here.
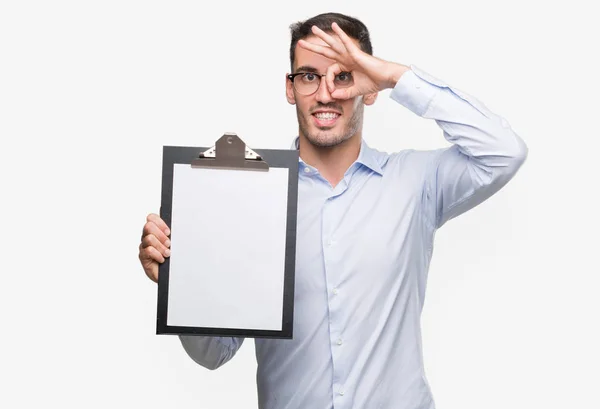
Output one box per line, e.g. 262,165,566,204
297,108,361,148
306,130,350,148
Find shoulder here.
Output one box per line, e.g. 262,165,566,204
381,146,448,174
360,139,451,180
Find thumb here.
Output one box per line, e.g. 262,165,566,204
331,87,355,100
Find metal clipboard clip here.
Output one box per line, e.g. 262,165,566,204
191,132,269,172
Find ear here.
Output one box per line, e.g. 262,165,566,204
285,73,296,105
363,92,378,106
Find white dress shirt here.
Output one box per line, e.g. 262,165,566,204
178,64,528,409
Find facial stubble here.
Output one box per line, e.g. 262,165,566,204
297,100,364,148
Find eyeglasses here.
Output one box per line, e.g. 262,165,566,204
287,71,354,95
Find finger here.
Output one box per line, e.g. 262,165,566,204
325,63,342,94
139,245,160,282
142,250,158,283
331,87,355,100
140,242,166,265
138,243,160,282
331,22,361,55
142,220,169,245
297,39,338,61
310,25,346,54
147,213,170,236
142,233,171,258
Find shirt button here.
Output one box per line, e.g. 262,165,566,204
339,389,345,396
337,338,343,345
332,288,339,295
304,167,310,173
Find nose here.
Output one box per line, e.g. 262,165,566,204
315,77,334,104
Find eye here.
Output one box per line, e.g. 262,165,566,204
334,72,352,85
301,73,317,83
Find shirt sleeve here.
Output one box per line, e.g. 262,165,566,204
390,64,528,229
178,335,245,370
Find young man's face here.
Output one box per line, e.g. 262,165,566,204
286,34,376,148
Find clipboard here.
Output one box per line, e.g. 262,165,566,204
156,133,299,339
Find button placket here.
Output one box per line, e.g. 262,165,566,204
322,192,348,401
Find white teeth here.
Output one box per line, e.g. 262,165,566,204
315,112,339,120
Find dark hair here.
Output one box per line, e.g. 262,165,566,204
289,12,373,71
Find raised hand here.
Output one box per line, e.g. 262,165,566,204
297,22,409,100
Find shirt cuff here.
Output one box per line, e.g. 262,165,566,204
389,64,449,116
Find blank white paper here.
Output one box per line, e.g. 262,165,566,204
166,163,290,331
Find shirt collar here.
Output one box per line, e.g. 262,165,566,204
291,136,384,176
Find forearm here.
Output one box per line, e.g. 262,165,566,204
391,64,528,172
179,335,245,370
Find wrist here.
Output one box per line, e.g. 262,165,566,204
385,63,411,89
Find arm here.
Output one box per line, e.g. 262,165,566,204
179,335,245,370
295,24,527,228
390,65,528,228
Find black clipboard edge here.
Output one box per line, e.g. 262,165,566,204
156,144,299,340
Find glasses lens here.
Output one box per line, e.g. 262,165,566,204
294,73,320,95
292,72,354,95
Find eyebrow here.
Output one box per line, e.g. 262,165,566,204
294,65,319,74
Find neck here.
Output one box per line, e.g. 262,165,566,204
298,132,362,187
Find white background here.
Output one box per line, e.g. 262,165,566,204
1,1,598,408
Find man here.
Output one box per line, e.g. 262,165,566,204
139,12,527,409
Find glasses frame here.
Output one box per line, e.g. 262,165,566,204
287,72,352,96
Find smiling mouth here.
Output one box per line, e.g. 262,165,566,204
312,111,341,127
